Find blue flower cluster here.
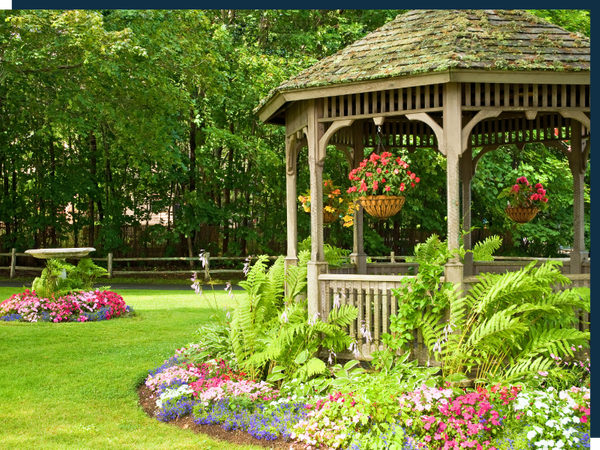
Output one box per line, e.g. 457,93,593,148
156,396,198,422
148,355,181,377
81,306,112,321
0,313,22,321
193,400,308,441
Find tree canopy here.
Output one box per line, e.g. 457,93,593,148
0,9,590,258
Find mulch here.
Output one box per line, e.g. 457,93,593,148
137,384,303,450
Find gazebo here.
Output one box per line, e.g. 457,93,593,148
256,10,590,356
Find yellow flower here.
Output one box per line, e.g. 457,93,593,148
325,206,336,213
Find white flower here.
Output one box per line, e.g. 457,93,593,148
333,293,341,309
527,429,538,440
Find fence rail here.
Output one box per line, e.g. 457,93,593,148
0,249,279,280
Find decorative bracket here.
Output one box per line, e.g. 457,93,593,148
461,110,502,152
406,113,445,155
559,110,590,129
317,119,354,164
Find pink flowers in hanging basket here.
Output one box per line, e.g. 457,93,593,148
498,176,549,211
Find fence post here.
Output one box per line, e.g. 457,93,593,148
107,253,113,278
10,248,16,279
204,252,210,281
390,251,395,263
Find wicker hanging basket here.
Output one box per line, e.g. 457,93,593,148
323,210,337,224
359,195,406,220
505,206,539,224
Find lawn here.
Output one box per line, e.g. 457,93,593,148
0,286,261,450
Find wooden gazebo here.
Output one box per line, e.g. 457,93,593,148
256,10,590,356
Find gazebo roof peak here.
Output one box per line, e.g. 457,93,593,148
256,9,589,120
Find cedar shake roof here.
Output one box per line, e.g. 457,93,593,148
256,9,590,114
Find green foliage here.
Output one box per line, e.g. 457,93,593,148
223,251,358,383
31,257,108,298
471,235,502,261
298,237,350,267
419,261,590,384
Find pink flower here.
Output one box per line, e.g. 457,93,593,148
385,186,391,192
377,168,382,174
511,184,520,193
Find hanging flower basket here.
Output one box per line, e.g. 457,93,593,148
323,210,337,224
498,176,548,224
298,179,356,227
359,195,405,220
505,206,539,224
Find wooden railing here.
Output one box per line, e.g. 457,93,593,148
0,249,277,280
318,273,434,362
320,271,591,361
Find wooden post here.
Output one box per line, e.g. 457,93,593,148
390,251,395,263
351,121,367,274
204,252,210,281
306,99,328,318
107,252,113,278
285,134,300,274
10,248,16,279
443,82,464,288
569,120,589,274
460,147,474,277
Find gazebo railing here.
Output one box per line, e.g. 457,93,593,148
319,269,590,361
319,274,433,362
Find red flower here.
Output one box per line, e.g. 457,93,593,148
415,177,420,183
366,172,373,177
385,186,391,192
377,168,382,174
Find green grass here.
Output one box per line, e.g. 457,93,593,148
0,287,265,450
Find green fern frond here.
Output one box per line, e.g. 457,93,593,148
294,357,327,381
472,236,502,261
327,304,358,327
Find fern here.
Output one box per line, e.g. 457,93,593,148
417,260,590,384
472,235,502,261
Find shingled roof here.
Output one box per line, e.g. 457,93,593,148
257,9,590,113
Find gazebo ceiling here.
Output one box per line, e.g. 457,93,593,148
256,9,590,125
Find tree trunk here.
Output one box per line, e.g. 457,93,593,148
49,136,57,246
88,132,97,247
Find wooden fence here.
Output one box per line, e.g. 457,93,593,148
0,249,278,280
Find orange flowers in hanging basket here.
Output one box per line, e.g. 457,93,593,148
298,180,356,227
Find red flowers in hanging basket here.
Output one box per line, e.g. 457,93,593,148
498,176,549,223
347,151,420,197
346,152,419,220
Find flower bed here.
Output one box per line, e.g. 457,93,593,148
143,344,591,450
0,289,131,322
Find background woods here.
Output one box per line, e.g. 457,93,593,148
0,10,590,260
